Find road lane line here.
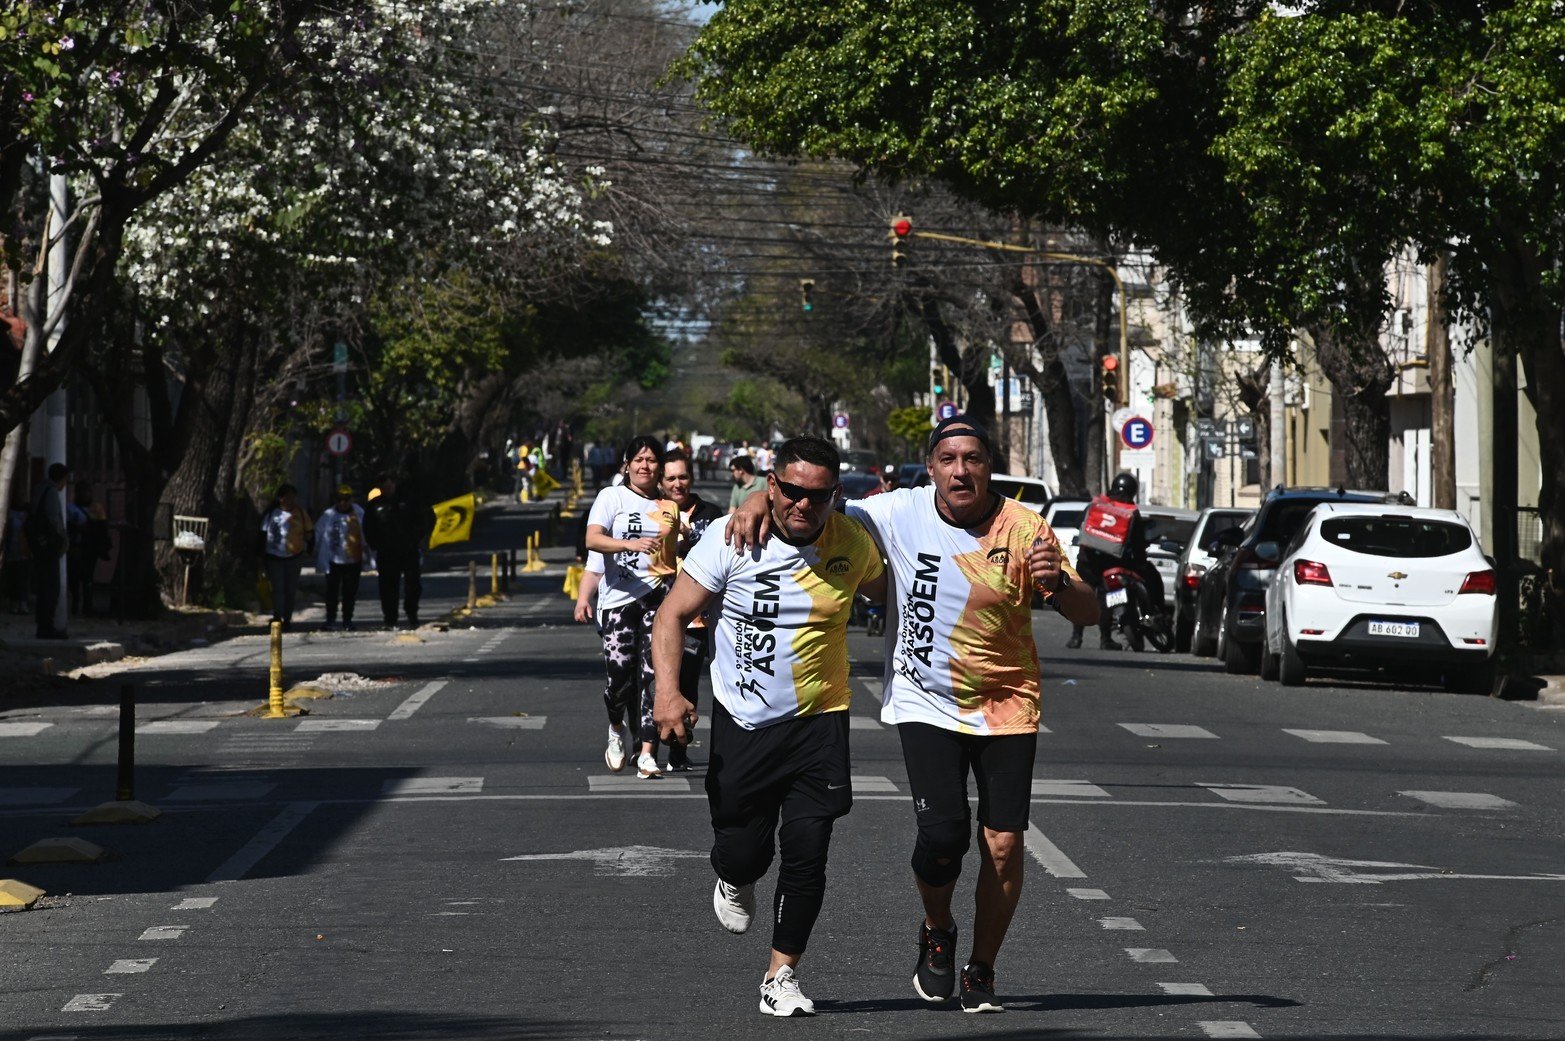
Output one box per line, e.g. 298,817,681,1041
388,680,450,721
1067,888,1111,900
1199,1023,1260,1038
1158,983,1213,996
61,995,119,1012
138,926,187,940
206,801,319,882
1399,790,1516,809
468,716,546,729
105,958,157,974
1024,824,1087,878
1119,723,1219,739
382,777,483,795
851,775,897,793
1201,784,1324,806
0,722,53,737
295,718,381,732
1033,779,1110,798
1098,917,1144,930
1444,736,1554,751
1283,728,1386,745
1126,948,1178,963
172,898,217,910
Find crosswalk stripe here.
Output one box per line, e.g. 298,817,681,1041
137,721,221,735
1199,1023,1261,1039
0,722,53,737
61,994,119,1012
1067,888,1111,900
1098,917,1144,930
588,776,692,793
1201,784,1324,806
1119,723,1218,739
1125,948,1178,963
469,716,547,729
1283,728,1386,745
848,716,883,730
852,775,897,793
296,719,381,732
1033,779,1109,798
389,680,449,721
1400,790,1517,810
1444,736,1554,751
1158,983,1213,996
383,777,484,795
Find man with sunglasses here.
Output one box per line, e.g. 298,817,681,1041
726,415,1098,1012
652,436,886,1018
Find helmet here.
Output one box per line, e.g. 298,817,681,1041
1109,472,1139,503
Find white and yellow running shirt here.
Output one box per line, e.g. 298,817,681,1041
848,486,1078,735
586,485,679,612
681,510,884,730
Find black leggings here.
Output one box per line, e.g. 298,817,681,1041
598,587,667,742
707,701,852,956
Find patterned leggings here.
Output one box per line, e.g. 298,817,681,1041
599,587,667,744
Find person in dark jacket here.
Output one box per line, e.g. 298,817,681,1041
31,463,71,638
362,472,434,629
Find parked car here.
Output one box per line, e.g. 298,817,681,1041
898,462,929,488
1044,499,1089,569
1190,486,1399,673
989,474,1053,514
839,471,883,500
1173,507,1255,652
708,442,739,472
1260,503,1497,692
839,449,880,475
1140,506,1200,610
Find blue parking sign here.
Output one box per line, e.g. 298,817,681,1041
936,401,958,421
1120,416,1154,449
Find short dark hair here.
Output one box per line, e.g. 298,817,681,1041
663,449,691,470
47,462,69,482
622,435,665,466
730,455,756,475
774,436,840,475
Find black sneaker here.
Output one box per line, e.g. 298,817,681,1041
913,922,957,1002
1099,638,1122,651
1065,631,1082,649
959,961,1004,1013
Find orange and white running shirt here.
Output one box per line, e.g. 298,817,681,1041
586,485,679,612
681,511,884,730
847,487,1079,735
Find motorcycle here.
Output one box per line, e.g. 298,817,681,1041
1100,565,1173,653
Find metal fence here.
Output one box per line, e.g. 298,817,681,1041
1518,506,1543,566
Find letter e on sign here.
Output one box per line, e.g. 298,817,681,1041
1120,418,1154,450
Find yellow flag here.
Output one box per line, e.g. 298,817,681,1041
429,493,476,549
533,469,560,497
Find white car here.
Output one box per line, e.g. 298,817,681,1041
1260,503,1497,693
1043,498,1088,569
1140,505,1199,610
990,474,1053,515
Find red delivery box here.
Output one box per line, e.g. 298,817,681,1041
1077,495,1137,558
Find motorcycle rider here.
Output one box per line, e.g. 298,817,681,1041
1067,472,1165,650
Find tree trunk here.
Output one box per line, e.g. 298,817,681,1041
1426,252,1456,510
1010,279,1088,498
918,294,994,429
1309,325,1393,490
0,270,46,571
1083,277,1111,496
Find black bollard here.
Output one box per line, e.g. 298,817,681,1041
116,683,136,801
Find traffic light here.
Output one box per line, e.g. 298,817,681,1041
1100,355,1120,404
799,278,815,312
889,213,911,268
932,365,947,396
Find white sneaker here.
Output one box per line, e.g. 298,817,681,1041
636,752,662,779
713,878,754,934
604,726,627,773
758,965,815,1017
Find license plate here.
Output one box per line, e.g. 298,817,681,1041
1368,620,1420,638
1104,589,1128,607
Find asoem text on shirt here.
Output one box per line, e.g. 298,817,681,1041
586,484,680,611
681,510,884,730
848,486,1079,735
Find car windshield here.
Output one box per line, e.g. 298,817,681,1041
990,477,1049,505
1319,516,1474,557
1144,515,1197,546
1049,507,1085,529
1262,499,1345,541
1203,510,1251,536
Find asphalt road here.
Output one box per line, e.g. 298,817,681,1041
3,497,1563,1040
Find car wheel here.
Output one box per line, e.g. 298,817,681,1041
1174,609,1193,654
1221,603,1258,674
1278,626,1307,687
1191,603,1217,658
1259,630,1280,681
1443,660,1495,696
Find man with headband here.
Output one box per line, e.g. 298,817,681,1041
727,414,1098,1012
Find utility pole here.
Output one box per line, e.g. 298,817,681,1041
46,172,69,636
1269,361,1285,488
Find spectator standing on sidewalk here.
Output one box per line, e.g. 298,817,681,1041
317,484,370,630
363,472,434,630
68,484,112,616
29,463,70,638
727,455,765,513
259,482,314,632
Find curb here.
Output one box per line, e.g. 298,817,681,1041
1536,676,1565,707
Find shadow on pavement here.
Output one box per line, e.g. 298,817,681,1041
818,991,1302,1016
0,1012,587,1041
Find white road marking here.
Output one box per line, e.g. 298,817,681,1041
1098,917,1144,930
1067,888,1111,900
0,787,80,805
138,926,187,941
1024,824,1087,879
1037,724,1053,734
858,677,884,697
1444,736,1554,752
1126,948,1178,963
382,777,483,795
468,716,547,729
137,721,221,735
105,958,157,974
848,716,884,730
1228,850,1565,884
1283,728,1386,745
523,598,551,614
461,657,480,663
1199,1022,1261,1039
1158,982,1213,996
388,681,451,720
61,994,119,1012
1401,790,1517,810
0,722,53,737
172,898,217,910
165,783,275,802
1201,784,1324,806
1119,723,1218,739
851,775,897,793
501,844,705,877
206,801,320,882
296,718,381,732
1033,779,1109,798
588,776,692,793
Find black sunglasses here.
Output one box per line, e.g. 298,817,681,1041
771,474,839,505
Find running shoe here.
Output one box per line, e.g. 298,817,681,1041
758,965,815,1017
636,752,662,779
959,961,1005,1013
604,725,627,773
712,878,754,934
913,922,957,1002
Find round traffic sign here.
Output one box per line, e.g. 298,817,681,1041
833,412,850,430
936,401,958,421
1120,416,1154,450
326,428,353,457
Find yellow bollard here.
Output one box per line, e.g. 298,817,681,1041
467,560,478,610
523,530,546,573
491,552,500,596
267,621,286,718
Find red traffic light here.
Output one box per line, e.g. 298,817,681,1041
1101,355,1119,371
891,216,912,238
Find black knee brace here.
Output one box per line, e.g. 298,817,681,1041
911,817,970,887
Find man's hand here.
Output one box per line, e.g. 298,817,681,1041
1028,536,1064,593
653,686,697,745
723,492,771,554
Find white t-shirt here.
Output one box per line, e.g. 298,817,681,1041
682,510,884,730
848,486,1079,735
586,485,679,612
